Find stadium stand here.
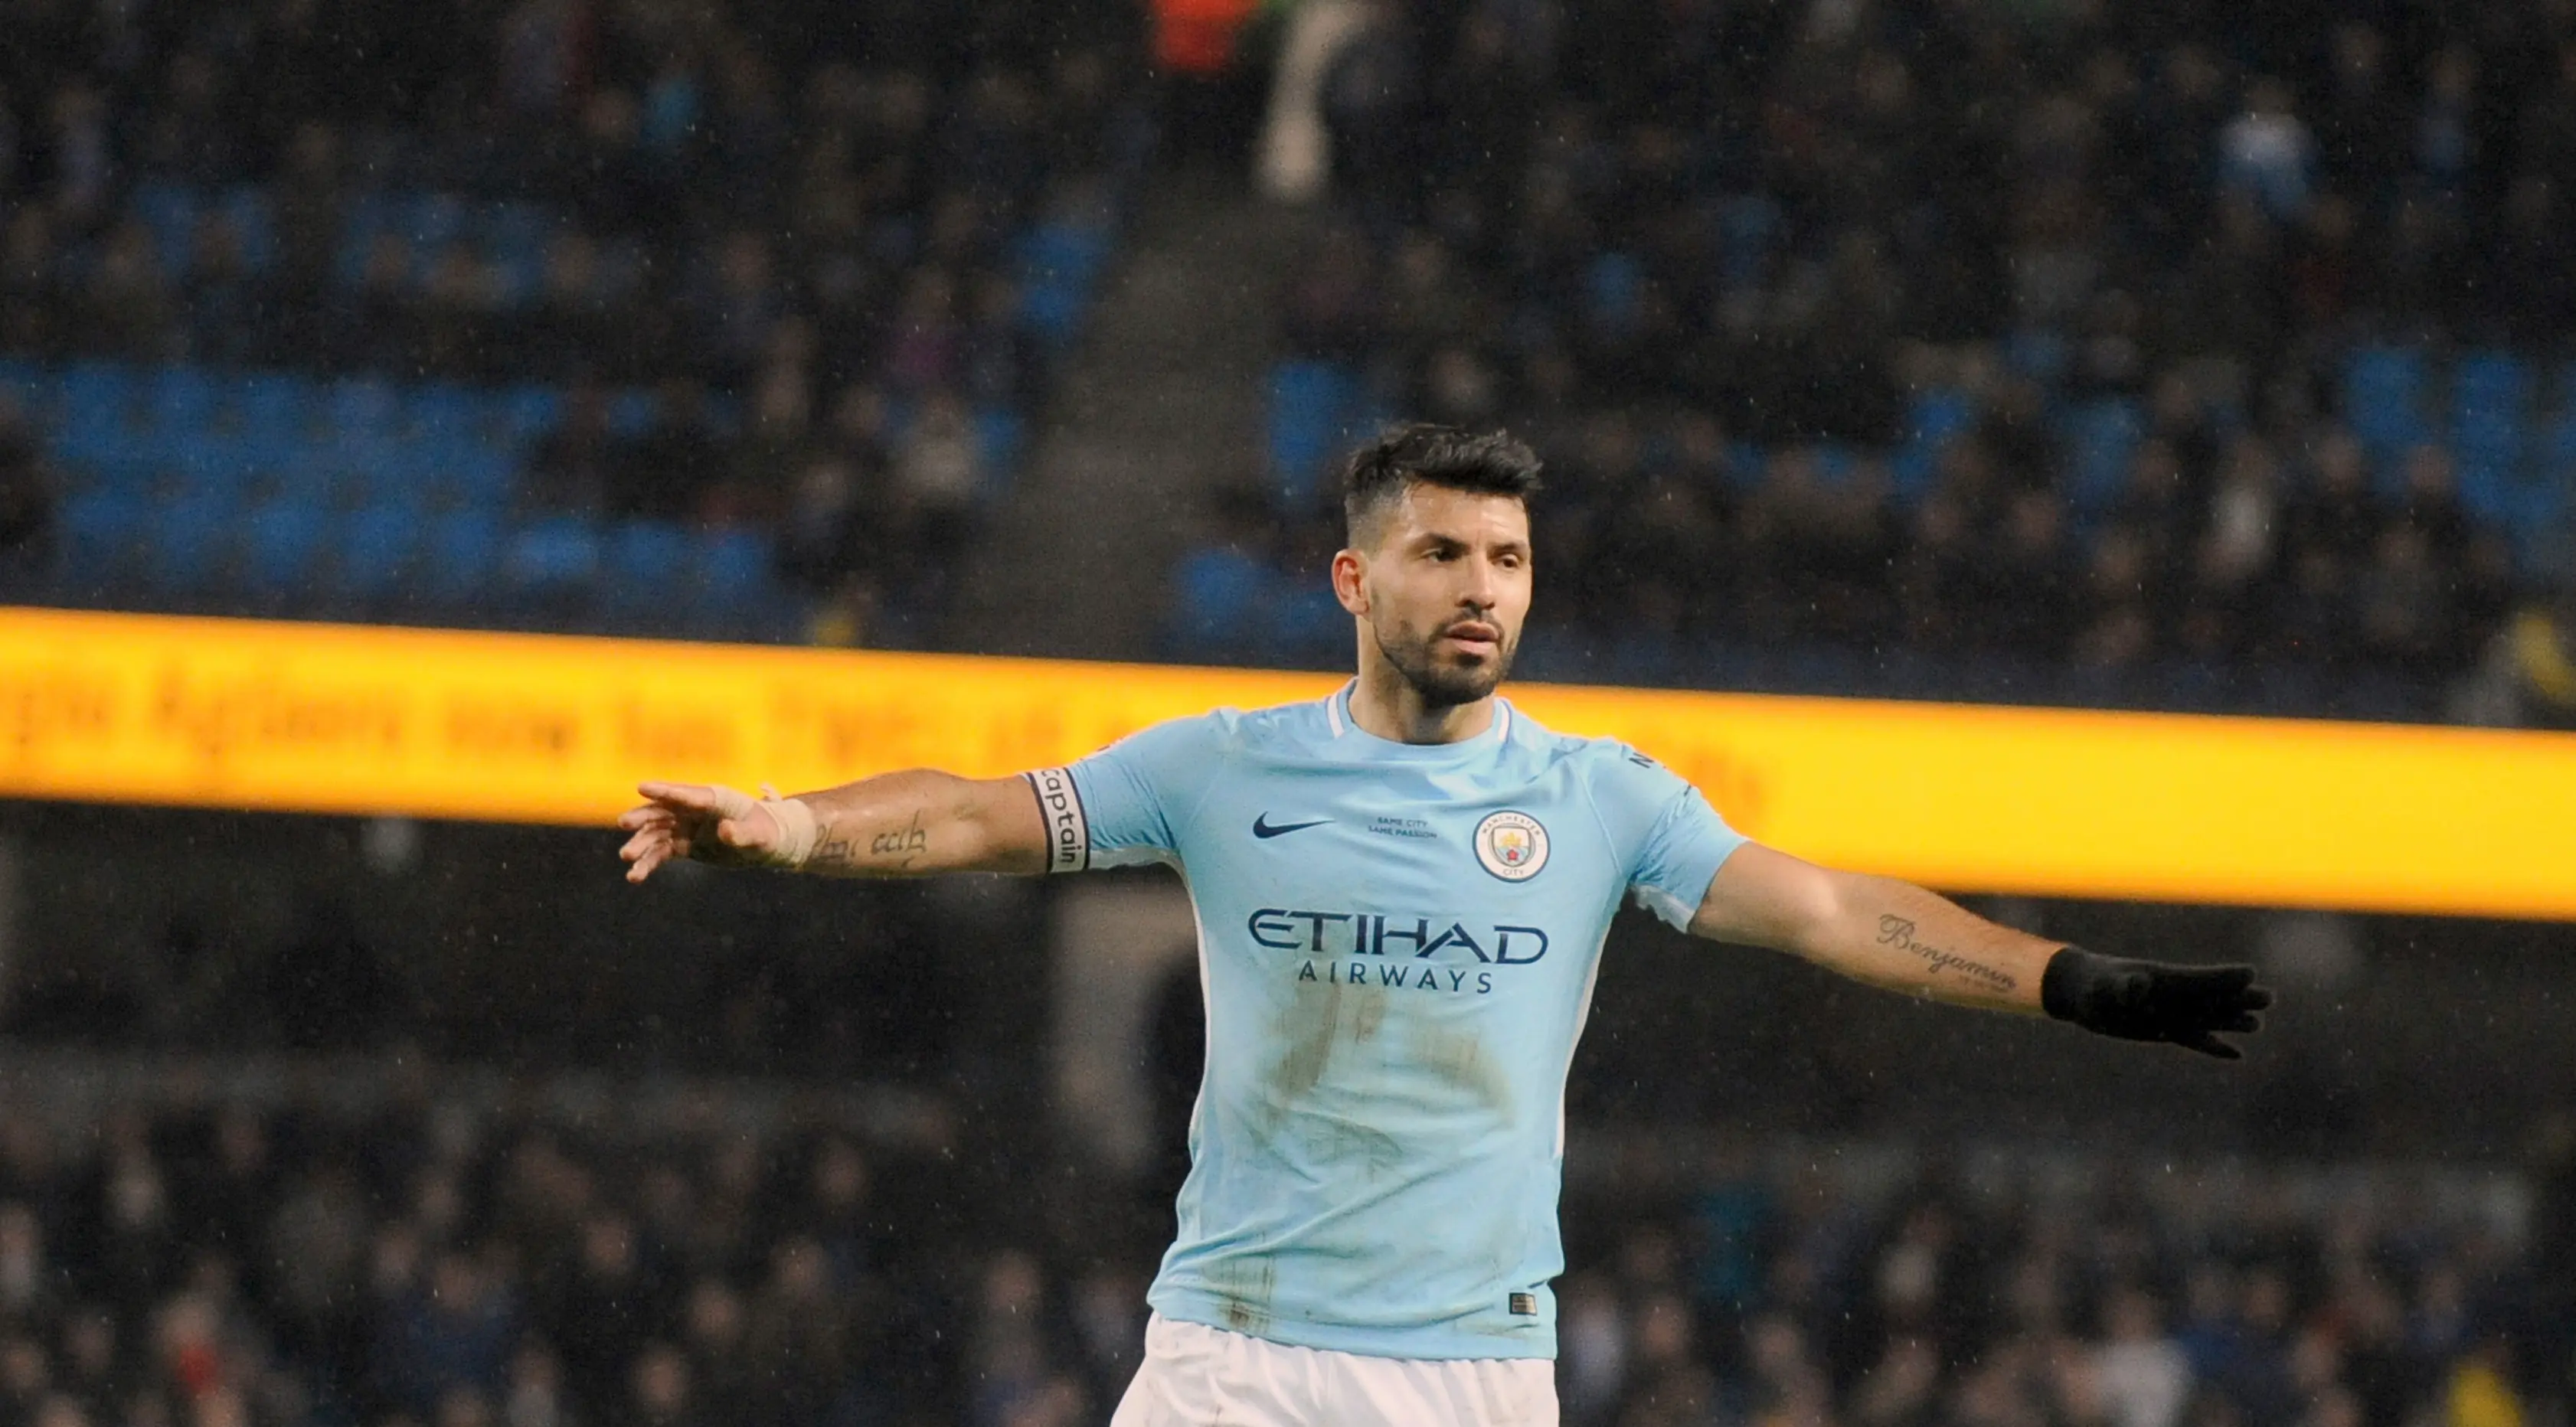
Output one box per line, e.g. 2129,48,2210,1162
0,0,1144,644
0,1065,2558,1427
1175,2,2576,723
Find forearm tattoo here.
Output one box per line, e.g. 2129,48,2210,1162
1876,914,2019,993
809,810,928,872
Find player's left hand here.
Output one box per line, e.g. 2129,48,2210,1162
2040,946,2274,1059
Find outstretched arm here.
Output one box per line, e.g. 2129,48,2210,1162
1688,843,2270,1057
617,770,1047,882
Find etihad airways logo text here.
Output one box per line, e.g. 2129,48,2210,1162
1245,909,1551,965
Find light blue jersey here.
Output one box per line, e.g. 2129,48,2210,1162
1028,683,1747,1360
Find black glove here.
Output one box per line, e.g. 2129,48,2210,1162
2041,945,2273,1059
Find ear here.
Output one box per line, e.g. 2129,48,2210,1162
1331,547,1369,616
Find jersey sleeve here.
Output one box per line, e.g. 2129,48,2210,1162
1031,714,1223,872
1586,743,1748,931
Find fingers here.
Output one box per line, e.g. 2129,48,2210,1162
2242,985,2276,1011
617,803,677,831
636,781,724,811
2178,1031,2244,1060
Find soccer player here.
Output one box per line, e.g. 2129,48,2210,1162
616,424,2271,1426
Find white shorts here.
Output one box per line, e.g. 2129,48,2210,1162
1109,1311,1559,1427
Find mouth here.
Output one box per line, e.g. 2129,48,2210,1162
1441,622,1501,656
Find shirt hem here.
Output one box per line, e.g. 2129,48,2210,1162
1148,1288,1557,1362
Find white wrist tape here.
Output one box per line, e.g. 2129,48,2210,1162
707,783,820,869
756,784,820,868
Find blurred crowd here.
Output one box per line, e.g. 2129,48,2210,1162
0,0,1139,630
0,1073,2565,1427
1250,0,2576,718
1554,1133,2576,1427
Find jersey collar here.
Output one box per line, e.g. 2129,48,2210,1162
1327,681,1513,752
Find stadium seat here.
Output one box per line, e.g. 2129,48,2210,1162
973,407,1025,494
498,384,564,449
129,181,201,279
1585,253,1645,335
1715,194,1781,292
0,357,47,416
54,488,151,593
2342,345,2431,466
607,387,659,439
52,362,139,469
325,502,417,605
2064,398,2144,514
239,498,331,598
325,378,402,446
602,519,691,622
695,525,773,606
417,509,502,607
2452,350,2529,521
145,491,230,593
1267,360,1362,509
218,185,279,273
499,515,603,605
143,365,221,452
482,201,553,304
1168,545,1270,657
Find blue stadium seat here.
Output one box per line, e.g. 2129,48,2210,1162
436,445,517,508
602,519,691,620
332,504,420,603
1585,253,1644,334
1715,194,1781,292
145,491,230,593
52,362,138,469
418,509,502,606
1017,219,1113,349
1267,360,1362,508
973,407,1025,492
219,185,278,273
607,388,659,439
326,378,401,444
2452,350,2529,521
400,192,469,269
499,384,563,449
240,499,330,597
695,526,773,602
55,488,151,589
2343,345,2431,465
483,201,553,303
500,515,603,602
1168,546,1270,657
144,365,221,448
129,182,201,279
0,357,45,416
407,382,492,449
1268,584,1347,664
237,372,316,452
1894,389,1981,501
2064,398,2144,514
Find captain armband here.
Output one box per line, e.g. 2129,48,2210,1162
1023,766,1090,874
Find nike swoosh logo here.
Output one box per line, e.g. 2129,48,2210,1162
1252,814,1332,839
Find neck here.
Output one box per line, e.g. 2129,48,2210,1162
1348,658,1496,744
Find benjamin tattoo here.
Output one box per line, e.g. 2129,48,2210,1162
1876,915,2018,992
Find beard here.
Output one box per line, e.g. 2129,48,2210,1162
1373,612,1516,709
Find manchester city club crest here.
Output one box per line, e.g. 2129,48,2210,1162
1473,810,1550,882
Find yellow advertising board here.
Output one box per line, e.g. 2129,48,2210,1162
3,605,2571,919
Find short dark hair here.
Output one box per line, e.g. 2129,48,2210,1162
1341,423,1543,544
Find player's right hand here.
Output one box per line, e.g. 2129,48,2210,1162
616,782,781,882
